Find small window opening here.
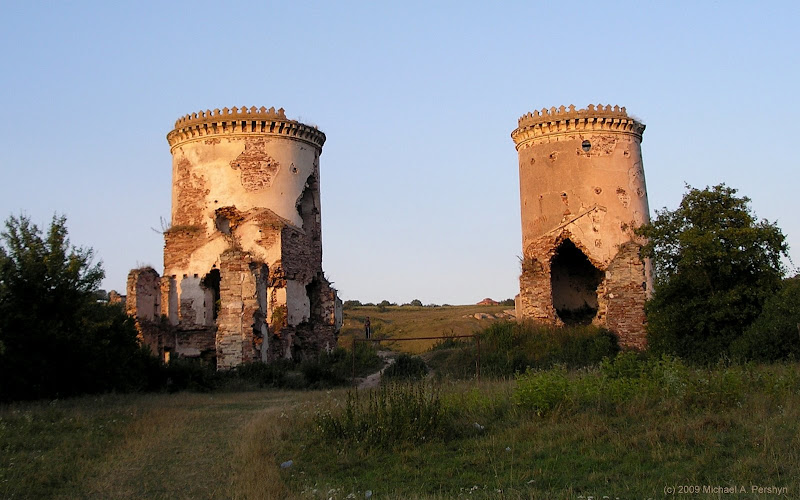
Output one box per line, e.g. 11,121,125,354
582,140,592,152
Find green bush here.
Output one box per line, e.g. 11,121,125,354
0,215,163,401
162,357,218,392
600,350,647,379
428,321,619,379
230,360,292,388
383,354,428,381
512,353,753,417
637,184,788,364
513,366,570,415
730,277,800,362
158,343,382,392
349,342,383,377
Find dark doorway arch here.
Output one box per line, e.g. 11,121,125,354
550,239,603,325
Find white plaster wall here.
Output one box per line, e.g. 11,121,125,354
179,275,206,325
172,136,318,230
285,279,310,326
167,277,179,325
166,132,320,279
203,287,215,326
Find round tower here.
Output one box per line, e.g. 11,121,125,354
160,106,340,368
511,104,650,348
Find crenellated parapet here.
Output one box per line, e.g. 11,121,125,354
512,104,645,150
167,106,326,150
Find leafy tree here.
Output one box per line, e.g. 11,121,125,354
0,214,158,401
730,276,800,361
409,299,423,307
636,184,788,363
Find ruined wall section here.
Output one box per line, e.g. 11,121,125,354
126,267,216,362
512,105,651,348
126,268,166,357
160,106,338,368
603,241,649,350
216,249,264,369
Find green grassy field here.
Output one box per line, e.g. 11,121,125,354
340,305,511,353
2,309,797,499
3,359,799,499
0,391,315,499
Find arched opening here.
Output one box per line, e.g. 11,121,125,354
550,239,603,325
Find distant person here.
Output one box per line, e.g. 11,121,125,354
365,317,372,339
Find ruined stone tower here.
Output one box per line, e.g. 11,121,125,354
512,104,651,348
127,106,342,368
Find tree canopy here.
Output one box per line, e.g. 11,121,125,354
0,214,157,401
636,184,789,363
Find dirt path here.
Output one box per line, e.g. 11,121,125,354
78,392,302,499
358,350,397,389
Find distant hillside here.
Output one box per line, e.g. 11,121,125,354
340,304,514,353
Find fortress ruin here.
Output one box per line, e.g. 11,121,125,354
512,104,651,348
127,106,342,369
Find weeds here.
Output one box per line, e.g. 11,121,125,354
512,353,799,417
155,343,382,392
427,321,619,378
382,353,428,381
314,382,448,447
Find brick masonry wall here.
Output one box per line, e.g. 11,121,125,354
216,249,261,369
603,241,648,349
517,231,648,348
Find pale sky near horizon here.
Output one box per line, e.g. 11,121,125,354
1,1,798,305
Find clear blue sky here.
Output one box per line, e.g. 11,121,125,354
1,1,798,305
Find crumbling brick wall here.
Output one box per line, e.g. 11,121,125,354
215,249,263,370
602,241,648,350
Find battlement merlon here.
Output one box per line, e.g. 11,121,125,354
167,106,326,151
511,104,645,150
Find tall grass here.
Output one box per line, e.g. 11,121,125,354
280,358,800,498
314,382,447,447
513,353,800,417
382,353,429,381
427,320,619,378
154,343,383,392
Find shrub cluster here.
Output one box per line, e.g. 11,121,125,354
730,276,800,362
156,343,383,392
0,215,164,401
382,353,428,381
637,184,790,363
513,352,800,416
428,321,619,379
